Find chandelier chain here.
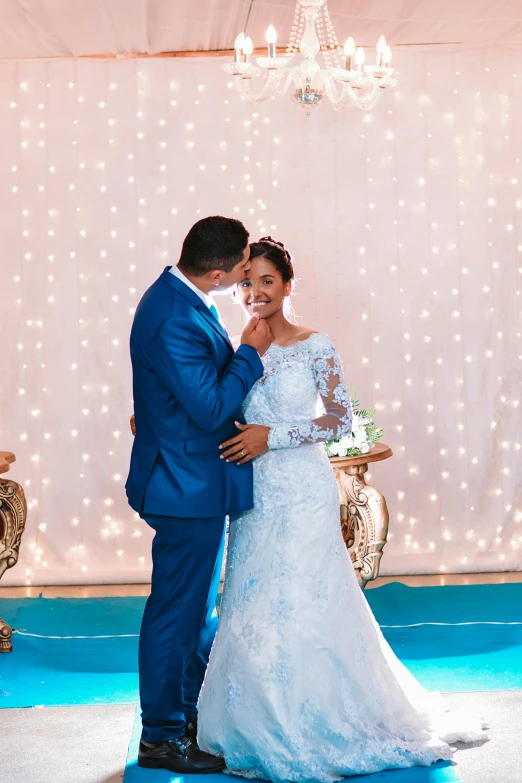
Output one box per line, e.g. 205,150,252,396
323,4,344,69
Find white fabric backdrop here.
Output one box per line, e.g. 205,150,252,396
1,50,521,585
1,0,522,58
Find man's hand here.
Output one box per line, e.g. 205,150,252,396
130,414,136,436
241,314,273,357
220,421,270,464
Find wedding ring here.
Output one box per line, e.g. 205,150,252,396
241,450,246,458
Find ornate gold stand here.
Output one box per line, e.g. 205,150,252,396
330,443,393,589
0,452,27,652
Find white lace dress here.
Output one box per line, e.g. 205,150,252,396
198,333,486,782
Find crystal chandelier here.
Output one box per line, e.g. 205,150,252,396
223,0,396,114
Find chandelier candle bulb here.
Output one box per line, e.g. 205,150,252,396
234,32,245,63
344,37,355,71
383,45,392,66
242,36,254,62
355,47,366,72
376,35,387,67
266,25,277,59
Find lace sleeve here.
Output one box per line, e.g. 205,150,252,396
268,334,353,449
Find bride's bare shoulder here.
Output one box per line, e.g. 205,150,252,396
295,328,319,342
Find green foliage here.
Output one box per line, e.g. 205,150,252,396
325,390,383,458
366,423,384,443
350,389,375,420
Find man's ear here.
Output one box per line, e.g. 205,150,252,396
208,269,221,287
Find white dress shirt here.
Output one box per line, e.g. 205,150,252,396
169,265,216,310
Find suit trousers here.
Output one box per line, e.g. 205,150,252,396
139,513,226,742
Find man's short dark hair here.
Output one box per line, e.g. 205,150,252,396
178,216,250,276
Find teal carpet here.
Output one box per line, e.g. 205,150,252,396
0,596,142,707
371,583,522,692
123,707,461,783
1,583,521,708
367,582,522,625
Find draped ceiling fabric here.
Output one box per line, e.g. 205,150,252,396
0,0,522,58
0,3,521,584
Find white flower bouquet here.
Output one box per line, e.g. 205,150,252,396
325,391,383,458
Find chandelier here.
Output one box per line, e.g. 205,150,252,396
223,0,396,114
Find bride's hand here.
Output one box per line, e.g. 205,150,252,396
220,422,270,464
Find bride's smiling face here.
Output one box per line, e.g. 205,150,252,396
237,256,291,319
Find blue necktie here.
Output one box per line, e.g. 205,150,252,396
209,302,220,322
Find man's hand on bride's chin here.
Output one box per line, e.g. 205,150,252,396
220,422,270,464
240,314,273,356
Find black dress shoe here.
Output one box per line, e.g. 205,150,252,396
138,734,225,774
186,716,198,743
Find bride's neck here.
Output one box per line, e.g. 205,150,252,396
266,310,296,342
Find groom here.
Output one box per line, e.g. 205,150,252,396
126,216,272,774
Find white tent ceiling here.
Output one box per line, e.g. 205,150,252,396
0,0,522,59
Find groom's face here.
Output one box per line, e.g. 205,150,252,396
214,243,251,291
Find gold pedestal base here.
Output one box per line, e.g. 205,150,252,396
330,443,392,589
0,452,27,653
0,617,12,653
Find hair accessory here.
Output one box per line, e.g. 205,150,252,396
259,236,293,266
260,235,285,250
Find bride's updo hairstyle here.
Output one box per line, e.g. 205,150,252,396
249,236,295,287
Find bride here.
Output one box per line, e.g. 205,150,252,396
197,237,487,782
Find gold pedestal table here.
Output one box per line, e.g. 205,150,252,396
330,443,393,589
0,452,27,652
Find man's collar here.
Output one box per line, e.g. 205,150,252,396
159,267,231,347
169,266,215,309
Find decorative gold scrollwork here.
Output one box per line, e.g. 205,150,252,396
0,454,27,653
331,444,392,589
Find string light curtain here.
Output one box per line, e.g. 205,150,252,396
1,51,521,585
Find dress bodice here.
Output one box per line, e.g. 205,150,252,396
243,332,353,449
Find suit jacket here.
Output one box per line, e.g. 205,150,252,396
125,267,264,518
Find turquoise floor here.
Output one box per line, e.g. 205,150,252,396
1,583,521,708
372,583,522,692
0,596,142,707
367,582,522,625
5,583,514,783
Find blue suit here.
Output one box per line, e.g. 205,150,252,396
126,267,263,742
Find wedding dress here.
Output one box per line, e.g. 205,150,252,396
198,333,486,782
